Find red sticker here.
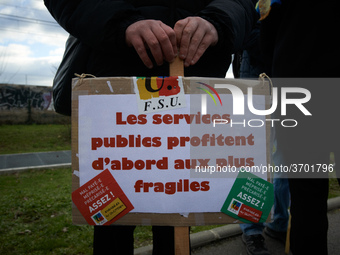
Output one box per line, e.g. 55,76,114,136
238,204,262,223
72,169,134,225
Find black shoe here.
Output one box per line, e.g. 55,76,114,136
242,234,270,255
264,227,287,244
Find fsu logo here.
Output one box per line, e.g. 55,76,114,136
134,76,186,113
136,76,181,100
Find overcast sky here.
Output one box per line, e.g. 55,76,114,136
0,0,68,86
0,0,233,87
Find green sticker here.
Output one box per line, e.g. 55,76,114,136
221,170,274,223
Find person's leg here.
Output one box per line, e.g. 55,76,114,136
240,223,270,255
289,178,329,255
284,148,330,255
273,80,332,255
263,134,290,243
152,226,175,255
240,223,264,236
93,225,135,255
264,176,289,243
281,140,329,254
266,177,289,232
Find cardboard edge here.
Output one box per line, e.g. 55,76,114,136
71,76,272,226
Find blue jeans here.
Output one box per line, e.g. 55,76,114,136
240,140,290,235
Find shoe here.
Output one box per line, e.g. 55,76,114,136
242,234,270,255
264,227,287,244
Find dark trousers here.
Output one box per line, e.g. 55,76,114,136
272,80,340,255
284,142,330,255
93,225,175,255
288,178,329,255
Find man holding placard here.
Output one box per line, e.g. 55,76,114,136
45,0,258,254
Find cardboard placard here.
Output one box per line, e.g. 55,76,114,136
71,76,272,226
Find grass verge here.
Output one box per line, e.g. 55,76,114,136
1,168,339,254
0,124,71,154
0,168,93,255
0,168,222,254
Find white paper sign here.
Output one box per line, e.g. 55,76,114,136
78,94,267,213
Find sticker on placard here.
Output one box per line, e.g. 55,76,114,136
133,76,186,114
72,169,134,225
221,170,274,223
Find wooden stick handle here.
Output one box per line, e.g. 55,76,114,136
170,56,188,255
170,55,188,255
174,226,190,255
170,56,184,76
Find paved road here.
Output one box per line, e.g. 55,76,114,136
134,207,340,255
0,150,71,173
192,208,340,255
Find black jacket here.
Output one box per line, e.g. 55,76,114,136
259,0,340,186
260,0,340,78
44,0,257,114
46,0,257,76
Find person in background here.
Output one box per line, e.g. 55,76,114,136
44,0,258,254
234,21,290,255
259,0,340,254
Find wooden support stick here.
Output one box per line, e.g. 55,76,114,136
174,226,190,255
169,56,184,76
170,55,190,255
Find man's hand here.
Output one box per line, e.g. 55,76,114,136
174,17,218,67
125,20,177,69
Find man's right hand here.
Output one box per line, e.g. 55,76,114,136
125,20,178,69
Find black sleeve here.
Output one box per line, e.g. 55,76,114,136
44,0,144,50
198,0,258,53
